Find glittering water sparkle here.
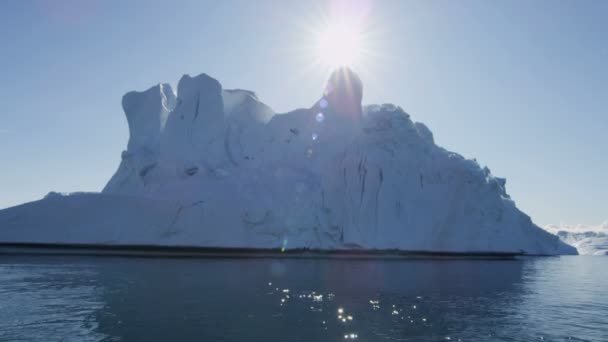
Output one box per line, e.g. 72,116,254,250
0,256,606,341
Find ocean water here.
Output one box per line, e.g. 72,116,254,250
0,256,605,342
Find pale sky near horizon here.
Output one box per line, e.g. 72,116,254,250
0,0,606,227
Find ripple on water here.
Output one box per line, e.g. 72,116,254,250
0,256,606,341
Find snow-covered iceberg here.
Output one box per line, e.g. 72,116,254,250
545,222,608,255
0,69,576,255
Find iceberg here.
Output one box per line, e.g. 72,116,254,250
545,222,608,255
0,69,576,255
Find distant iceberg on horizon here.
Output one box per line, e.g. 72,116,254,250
545,222,608,255
0,68,577,255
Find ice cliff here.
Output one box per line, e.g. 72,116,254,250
0,69,576,255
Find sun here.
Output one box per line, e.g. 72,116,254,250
314,18,365,69
288,2,381,83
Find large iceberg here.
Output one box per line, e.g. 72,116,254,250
0,69,576,255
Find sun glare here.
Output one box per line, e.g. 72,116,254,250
315,19,364,69
290,1,380,83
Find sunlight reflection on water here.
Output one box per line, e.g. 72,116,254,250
0,256,606,341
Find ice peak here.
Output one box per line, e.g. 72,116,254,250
121,83,174,153
322,67,363,120
174,73,223,121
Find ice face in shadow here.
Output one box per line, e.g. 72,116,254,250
0,70,576,255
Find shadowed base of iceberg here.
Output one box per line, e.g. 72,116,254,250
0,243,527,259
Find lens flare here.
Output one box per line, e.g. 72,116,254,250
316,112,325,123
319,98,328,108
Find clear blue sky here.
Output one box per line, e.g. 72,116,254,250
0,0,606,226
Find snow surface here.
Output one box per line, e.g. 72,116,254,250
0,70,576,255
545,222,608,255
